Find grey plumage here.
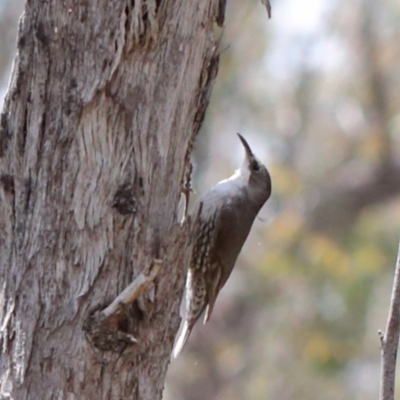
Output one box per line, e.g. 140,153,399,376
173,134,272,358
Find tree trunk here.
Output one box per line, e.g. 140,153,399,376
0,1,223,398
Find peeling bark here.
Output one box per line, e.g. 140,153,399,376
0,0,223,398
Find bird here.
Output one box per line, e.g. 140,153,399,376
173,133,272,357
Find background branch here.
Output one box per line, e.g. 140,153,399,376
379,239,400,400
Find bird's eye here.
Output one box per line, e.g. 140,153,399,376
252,161,260,172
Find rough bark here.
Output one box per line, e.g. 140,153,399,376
0,0,223,399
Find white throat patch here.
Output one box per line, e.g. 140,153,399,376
218,161,250,186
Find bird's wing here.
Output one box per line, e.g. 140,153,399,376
202,203,235,324
203,261,222,323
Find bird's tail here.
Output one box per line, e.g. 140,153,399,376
173,320,192,358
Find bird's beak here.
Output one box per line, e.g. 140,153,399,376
237,133,255,163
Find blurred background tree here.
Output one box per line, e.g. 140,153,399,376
2,0,400,399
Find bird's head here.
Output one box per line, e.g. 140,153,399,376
237,133,272,204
